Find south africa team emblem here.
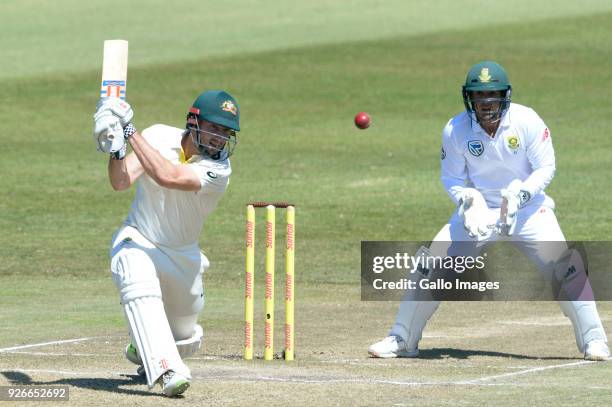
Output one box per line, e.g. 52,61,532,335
506,135,519,150
467,140,484,157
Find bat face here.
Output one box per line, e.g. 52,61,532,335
499,197,509,235
100,40,128,99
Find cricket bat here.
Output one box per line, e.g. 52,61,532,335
499,197,509,235
100,39,128,100
95,39,128,153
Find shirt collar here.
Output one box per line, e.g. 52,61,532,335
179,148,188,164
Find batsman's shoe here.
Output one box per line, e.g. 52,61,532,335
159,370,190,397
368,336,419,358
584,340,610,361
124,343,143,365
136,366,146,377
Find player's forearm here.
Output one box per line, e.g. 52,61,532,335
441,175,466,205
521,164,555,197
128,131,180,187
108,152,142,191
108,157,131,190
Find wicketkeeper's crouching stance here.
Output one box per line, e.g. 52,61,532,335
93,90,240,396
369,61,609,361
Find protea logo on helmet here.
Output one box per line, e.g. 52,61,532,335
478,68,492,83
221,100,238,116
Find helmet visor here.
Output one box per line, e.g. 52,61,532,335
188,118,237,160
463,89,511,126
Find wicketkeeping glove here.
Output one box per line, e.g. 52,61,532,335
496,179,530,236
458,188,493,238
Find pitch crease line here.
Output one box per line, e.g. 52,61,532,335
0,337,97,353
458,360,594,384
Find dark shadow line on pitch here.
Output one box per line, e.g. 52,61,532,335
411,348,580,360
1,371,169,398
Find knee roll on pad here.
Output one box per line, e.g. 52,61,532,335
551,248,594,301
176,324,204,359
120,280,162,304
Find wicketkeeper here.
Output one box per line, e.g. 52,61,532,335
93,90,240,396
369,61,609,361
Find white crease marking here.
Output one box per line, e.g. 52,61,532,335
458,360,594,384
0,337,97,353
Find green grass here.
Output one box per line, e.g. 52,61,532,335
1,4,611,406
2,11,611,279
2,0,612,80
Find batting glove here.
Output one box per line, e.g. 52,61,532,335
93,109,125,153
458,188,493,238
110,142,127,160
95,97,134,127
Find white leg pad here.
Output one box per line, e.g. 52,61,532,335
390,246,441,350
112,239,191,388
549,248,607,352
558,301,607,352
390,300,440,350
121,288,192,388
176,324,204,359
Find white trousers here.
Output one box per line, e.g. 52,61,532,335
109,225,207,385
390,204,607,352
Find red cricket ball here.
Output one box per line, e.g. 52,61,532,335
354,112,371,129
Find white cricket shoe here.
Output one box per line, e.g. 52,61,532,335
159,370,190,397
584,340,610,361
368,336,419,358
124,343,142,365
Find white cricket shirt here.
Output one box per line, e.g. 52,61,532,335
440,103,555,208
124,124,230,248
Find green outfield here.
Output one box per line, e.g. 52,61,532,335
1,1,611,405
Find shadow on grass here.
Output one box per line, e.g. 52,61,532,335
0,370,172,398
415,347,580,360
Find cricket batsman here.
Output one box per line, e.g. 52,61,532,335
92,90,240,396
368,61,609,361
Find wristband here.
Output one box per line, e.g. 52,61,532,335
518,190,531,206
123,122,137,138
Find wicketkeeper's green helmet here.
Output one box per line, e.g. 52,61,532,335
462,61,512,124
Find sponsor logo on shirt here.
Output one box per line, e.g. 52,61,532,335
467,140,484,157
542,128,550,142
207,171,218,179
440,147,446,160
